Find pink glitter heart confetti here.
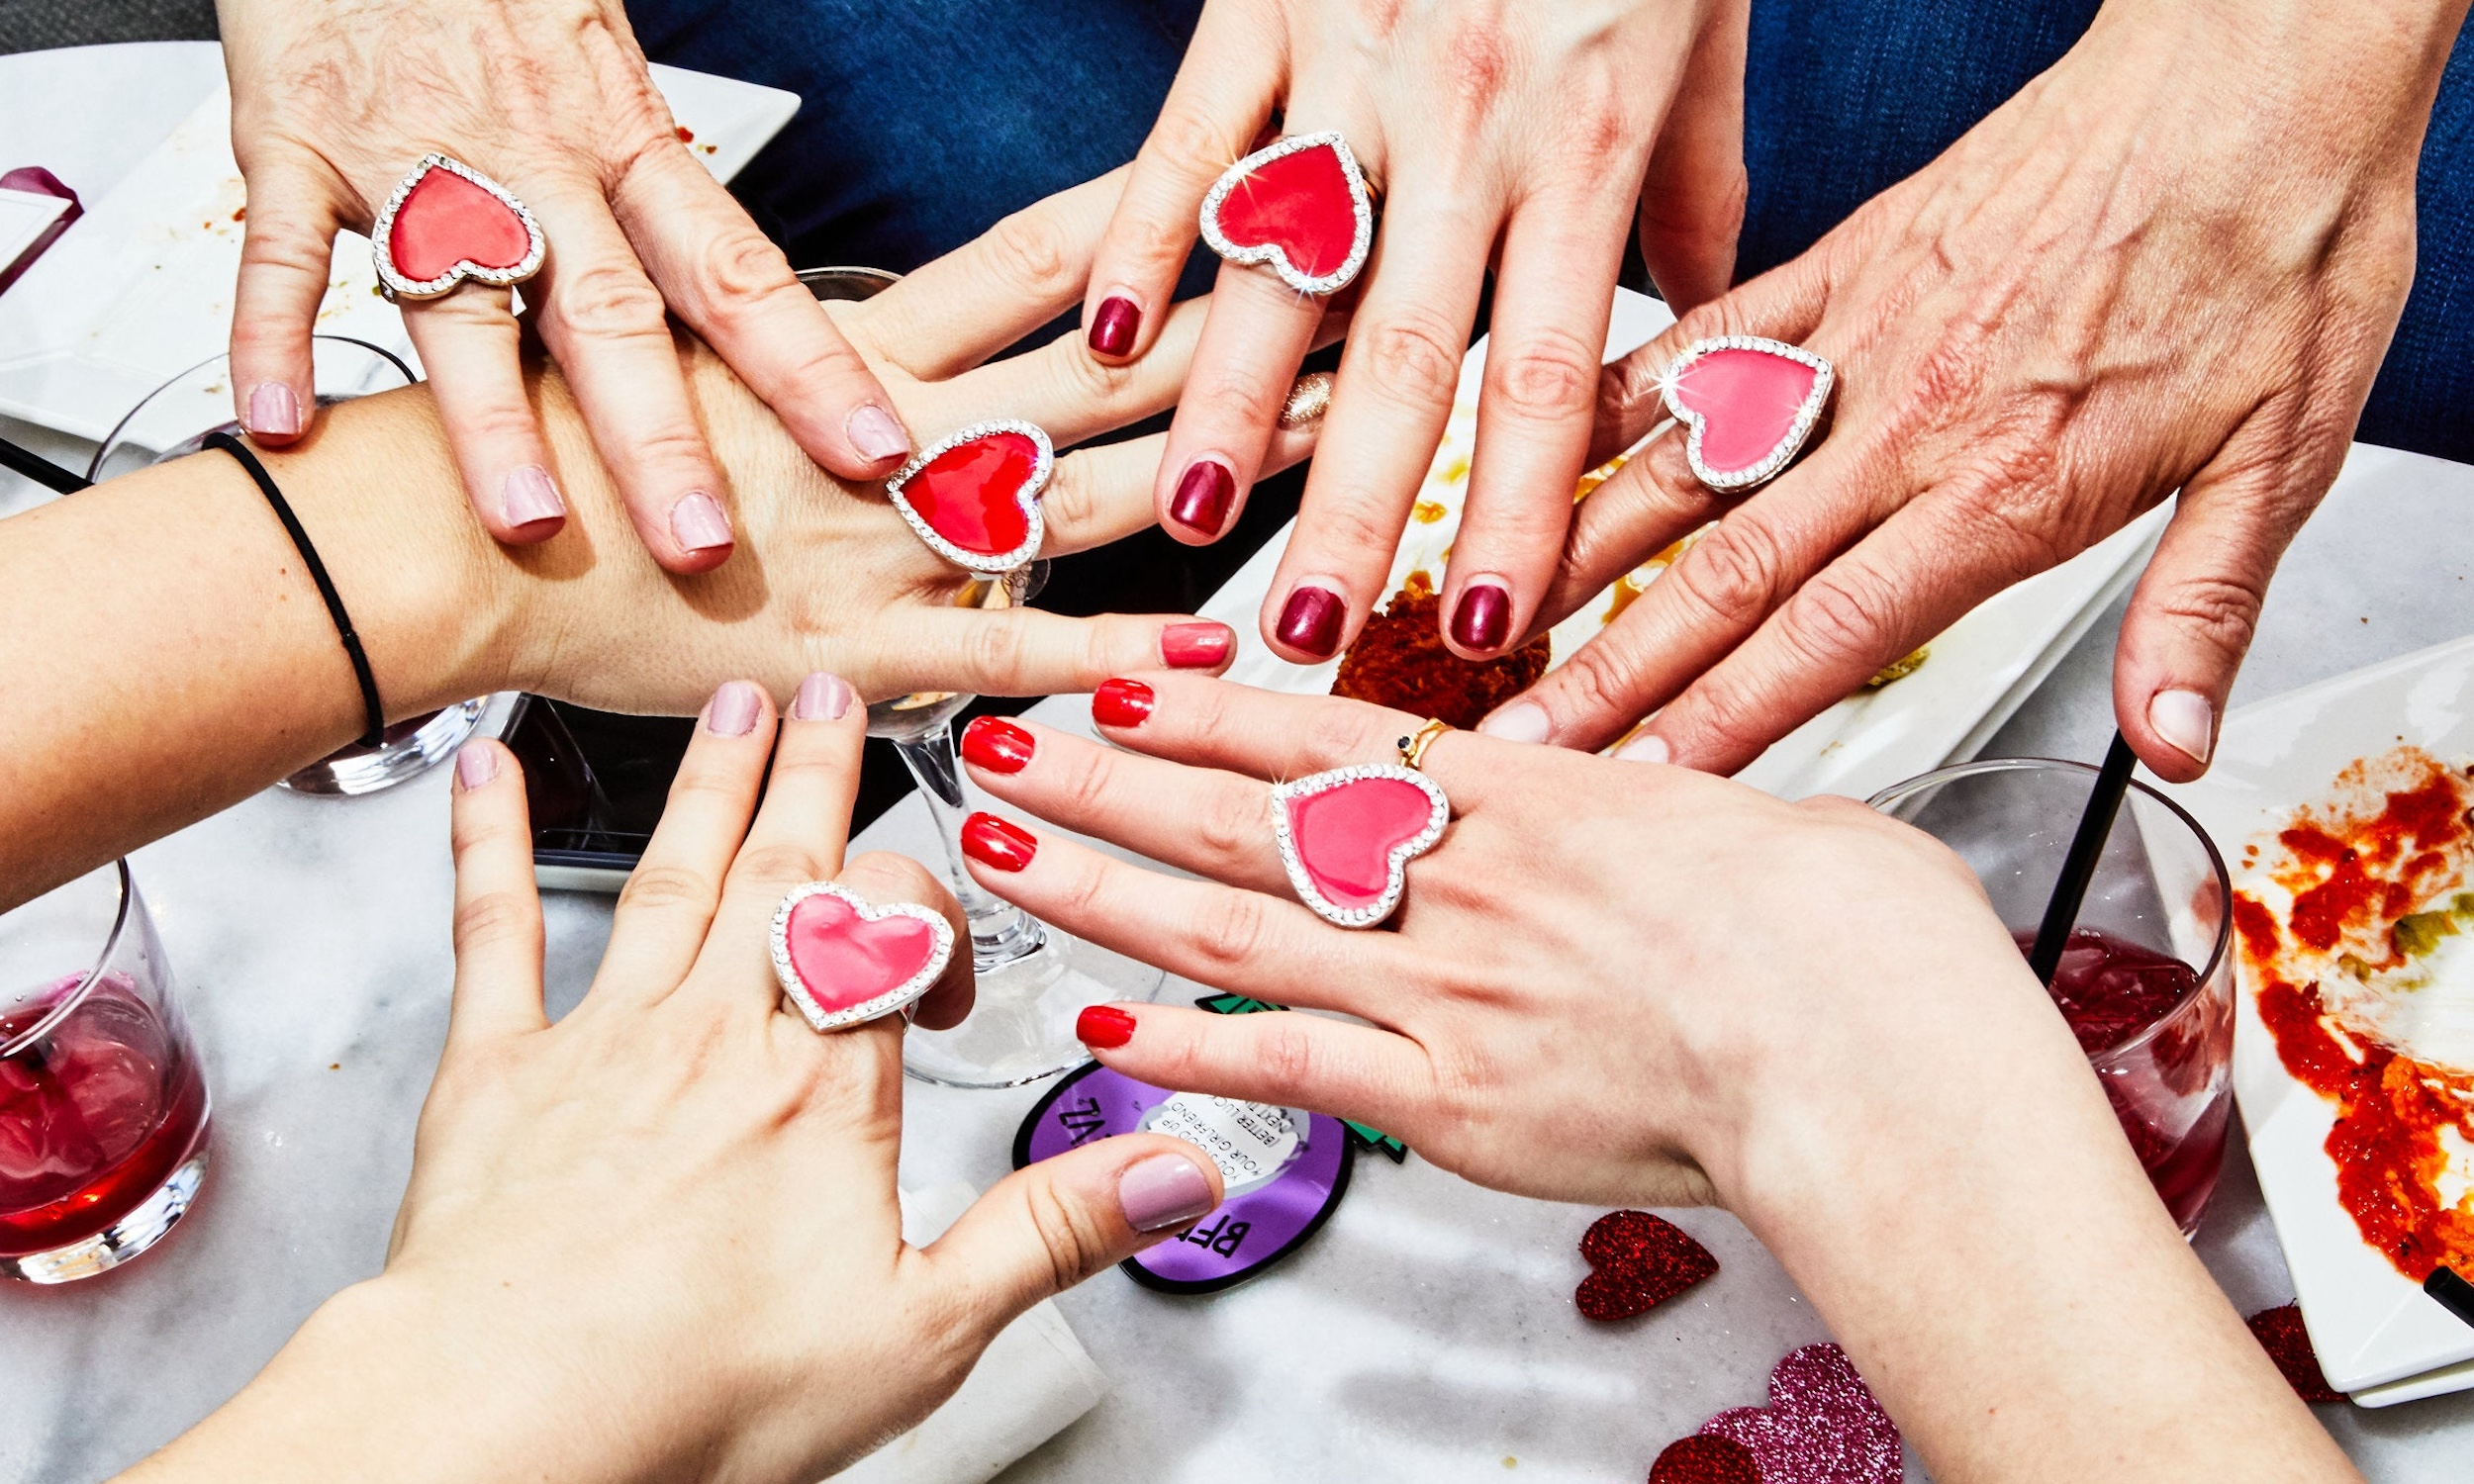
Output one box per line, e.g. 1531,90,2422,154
1696,1343,1901,1484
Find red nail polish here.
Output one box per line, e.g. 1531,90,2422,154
961,812,1037,873
961,716,1035,774
1078,1004,1137,1049
1089,296,1140,358
1276,586,1345,659
1169,460,1235,537
1450,583,1510,652
1160,622,1232,669
1093,678,1156,728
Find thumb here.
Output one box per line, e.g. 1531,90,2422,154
917,1134,1223,1325
1633,1,1749,313
2113,415,2330,783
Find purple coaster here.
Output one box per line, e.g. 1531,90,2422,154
1014,1062,1354,1294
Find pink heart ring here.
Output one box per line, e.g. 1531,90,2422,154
1271,765,1450,929
769,882,955,1033
371,154,545,303
1661,335,1836,494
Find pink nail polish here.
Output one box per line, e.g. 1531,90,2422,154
847,404,910,463
672,491,733,553
454,742,497,789
1118,1153,1216,1234
706,681,763,737
501,465,566,528
792,671,853,721
1161,621,1233,669
247,382,301,437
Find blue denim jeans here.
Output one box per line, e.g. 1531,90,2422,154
630,0,2472,462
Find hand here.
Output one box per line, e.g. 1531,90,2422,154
122,691,1222,1484
216,0,909,571
1489,0,2461,781
950,675,2359,1484
1085,0,1749,664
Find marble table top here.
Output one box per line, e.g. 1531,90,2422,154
6,41,2474,1484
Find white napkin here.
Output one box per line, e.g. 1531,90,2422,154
832,1182,1110,1484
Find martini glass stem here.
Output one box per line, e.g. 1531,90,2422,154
892,726,1047,970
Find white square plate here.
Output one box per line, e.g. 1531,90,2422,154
2168,634,2474,1401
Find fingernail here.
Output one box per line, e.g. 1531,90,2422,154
1450,583,1511,652
961,812,1037,873
1118,1152,1217,1234
1616,732,1671,765
1078,1004,1136,1049
1089,295,1141,358
1275,585,1346,660
454,742,497,789
1170,460,1236,538
1161,621,1233,669
671,491,734,553
500,464,566,528
1478,700,1551,745
2149,689,2215,766
847,404,910,463
1093,678,1156,728
962,715,1035,774
246,381,301,437
791,671,853,721
706,681,763,737
1278,372,1333,429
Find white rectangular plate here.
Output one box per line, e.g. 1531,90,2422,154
1205,288,2164,802
2167,634,2474,1400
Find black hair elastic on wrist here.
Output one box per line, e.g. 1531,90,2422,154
204,430,386,748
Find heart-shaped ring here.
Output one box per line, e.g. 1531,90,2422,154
1661,336,1835,494
1271,765,1449,929
885,419,1054,574
1199,131,1377,298
371,154,546,302
770,882,955,1032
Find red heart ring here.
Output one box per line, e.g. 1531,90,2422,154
1199,131,1376,297
371,153,545,302
1271,765,1449,929
769,882,955,1033
884,419,1054,573
1661,335,1835,494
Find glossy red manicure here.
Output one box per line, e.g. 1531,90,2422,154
1093,678,1156,728
1078,1004,1137,1049
961,812,1037,873
1160,622,1232,669
1169,460,1235,537
1450,583,1510,652
961,715,1035,774
1089,296,1140,357
1276,586,1345,659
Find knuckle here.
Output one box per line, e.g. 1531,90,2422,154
963,615,1031,685
616,862,714,916
1546,641,1642,731
842,850,938,904
1194,786,1268,869
550,260,672,342
1253,1016,1319,1091
694,228,797,324
1188,892,1272,977
1360,311,1467,411
730,842,825,893
1671,517,1787,621
1056,744,1124,823
451,887,534,954
1302,703,1385,769
238,219,333,277
1021,1178,1114,1292
985,207,1081,302
1148,99,1246,185
1776,567,1898,674
1487,327,1600,423
2149,573,2266,658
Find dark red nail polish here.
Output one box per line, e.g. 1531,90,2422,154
1160,621,1232,669
961,812,1037,873
1450,583,1511,652
1089,296,1140,358
961,716,1034,775
1078,1004,1137,1049
1169,460,1235,537
1276,586,1345,659
1093,677,1156,728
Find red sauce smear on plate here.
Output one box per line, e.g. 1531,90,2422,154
2238,747,2474,1278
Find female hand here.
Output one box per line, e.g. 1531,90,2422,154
952,675,2357,1484
216,0,908,571
1086,0,1750,665
123,687,1222,1484
1486,0,2461,781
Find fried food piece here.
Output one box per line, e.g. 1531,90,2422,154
1332,572,1552,729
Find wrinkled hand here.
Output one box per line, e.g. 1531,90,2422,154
217,0,907,571
138,694,1224,1484
1086,0,1749,666
1492,0,2449,781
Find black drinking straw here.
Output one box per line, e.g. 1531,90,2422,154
2026,730,2141,986
2429,1267,2474,1330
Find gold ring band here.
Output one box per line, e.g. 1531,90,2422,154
1396,717,1451,772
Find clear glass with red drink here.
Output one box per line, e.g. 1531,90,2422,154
1869,759,2235,1236
0,861,210,1281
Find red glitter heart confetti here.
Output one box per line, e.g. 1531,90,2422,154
2245,1303,2345,1404
1646,1434,1760,1484
1575,1210,1719,1321
1698,1344,1900,1484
